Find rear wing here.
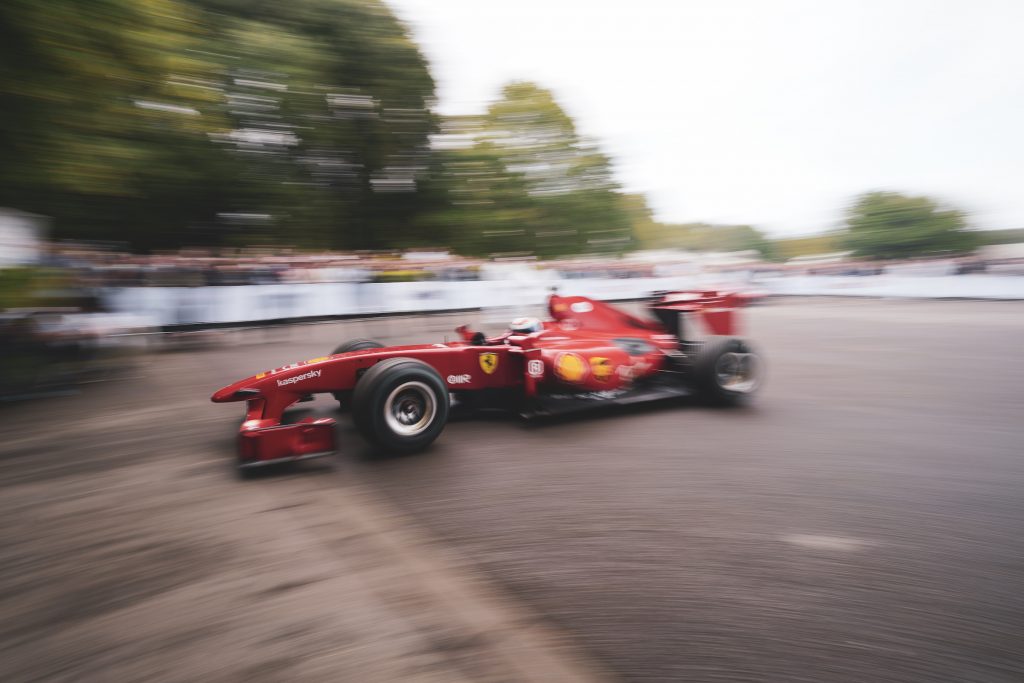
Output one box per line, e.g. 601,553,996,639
548,294,662,332
649,290,754,340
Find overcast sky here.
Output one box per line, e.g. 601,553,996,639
387,0,1024,236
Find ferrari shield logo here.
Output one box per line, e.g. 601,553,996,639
479,352,499,375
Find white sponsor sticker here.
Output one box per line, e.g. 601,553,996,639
570,301,594,313
527,359,544,378
447,374,472,384
276,369,321,387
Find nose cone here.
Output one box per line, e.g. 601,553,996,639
211,385,236,402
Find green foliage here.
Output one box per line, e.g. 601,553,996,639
975,228,1024,246
416,141,542,255
0,0,436,251
372,270,430,283
770,233,844,261
676,224,776,259
841,191,977,259
0,0,233,248
0,267,70,309
417,83,634,258
624,194,775,259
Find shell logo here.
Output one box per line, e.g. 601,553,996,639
554,352,588,383
590,357,613,382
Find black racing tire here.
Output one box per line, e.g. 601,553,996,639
351,357,449,453
331,338,384,356
693,338,762,406
330,339,384,406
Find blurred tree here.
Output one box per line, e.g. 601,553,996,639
418,83,633,257
623,194,775,258
481,82,633,256
198,0,437,250
621,193,665,248
0,0,436,251
770,233,843,261
674,223,775,259
841,191,977,259
976,228,1024,245
415,140,542,255
0,0,235,247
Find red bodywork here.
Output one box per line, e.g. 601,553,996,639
212,291,749,466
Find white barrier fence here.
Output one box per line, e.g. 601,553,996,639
765,273,1024,300
100,273,1024,328
101,275,713,327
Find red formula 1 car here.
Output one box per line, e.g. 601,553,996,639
212,291,762,468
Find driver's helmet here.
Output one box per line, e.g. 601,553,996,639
509,316,543,334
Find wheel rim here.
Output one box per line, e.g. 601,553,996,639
714,351,760,393
384,381,437,436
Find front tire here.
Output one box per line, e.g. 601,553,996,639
693,338,762,406
351,358,449,453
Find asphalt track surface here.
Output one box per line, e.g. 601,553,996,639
2,298,1023,682
355,299,1024,682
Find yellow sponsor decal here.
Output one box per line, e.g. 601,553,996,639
590,357,613,382
255,372,266,380
479,352,499,375
306,356,329,364
554,352,588,383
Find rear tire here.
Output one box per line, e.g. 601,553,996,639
693,338,762,406
331,339,384,406
351,358,449,453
